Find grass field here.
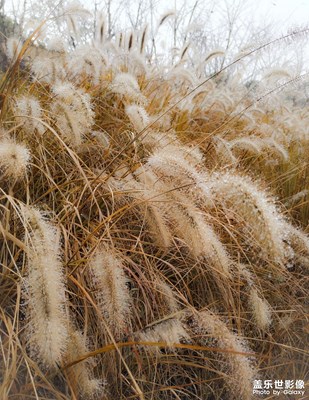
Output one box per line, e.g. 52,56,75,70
0,17,308,400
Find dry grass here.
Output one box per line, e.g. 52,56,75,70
0,17,308,400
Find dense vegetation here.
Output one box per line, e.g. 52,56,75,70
0,9,308,400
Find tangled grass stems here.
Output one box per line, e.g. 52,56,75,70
0,11,308,400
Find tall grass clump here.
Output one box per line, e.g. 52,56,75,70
0,7,308,400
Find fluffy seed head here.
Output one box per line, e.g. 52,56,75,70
88,245,132,339
66,328,104,399
189,311,256,400
154,278,180,314
166,192,231,277
0,139,31,179
209,173,287,264
125,104,149,131
147,145,212,204
111,72,147,103
67,45,107,83
137,319,190,355
14,96,45,135
51,82,94,145
31,54,67,84
124,174,173,250
249,288,272,330
21,206,68,368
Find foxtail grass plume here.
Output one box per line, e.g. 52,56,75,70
213,136,237,166
154,278,180,314
167,192,231,278
88,245,132,340
188,311,256,400
51,82,94,145
229,137,262,155
66,328,104,399
21,205,68,368
147,145,212,205
125,104,149,131
14,96,45,135
249,288,272,330
0,139,30,179
209,173,287,264
111,72,147,104
67,45,107,83
285,224,309,269
31,53,67,84
124,174,173,249
141,192,173,249
137,319,190,355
